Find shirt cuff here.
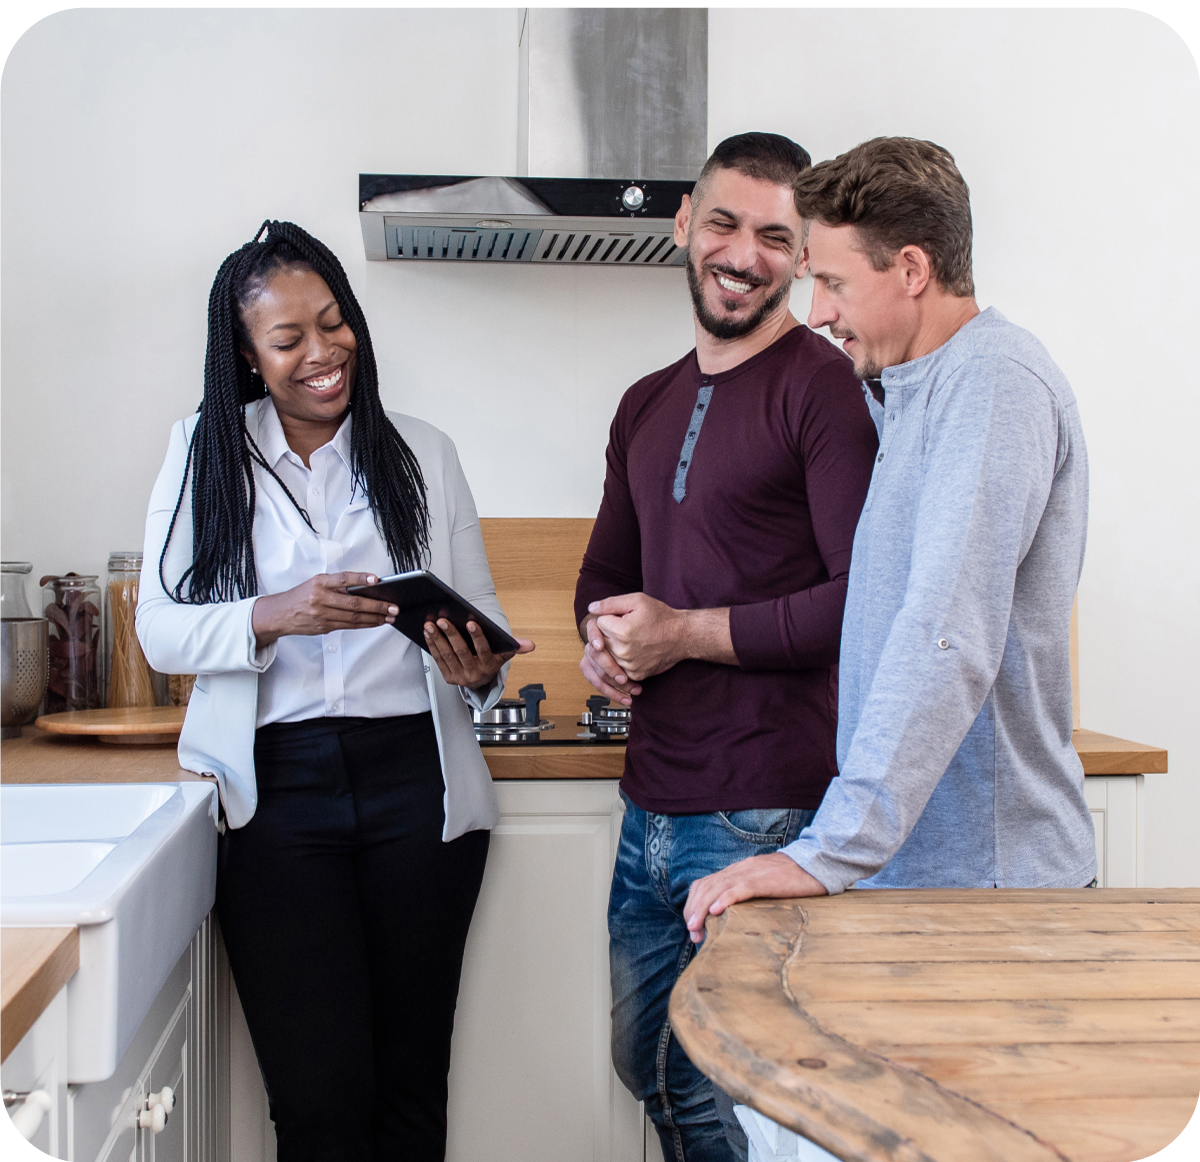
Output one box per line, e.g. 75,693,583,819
780,837,847,896
728,600,792,670
245,597,277,673
457,667,507,713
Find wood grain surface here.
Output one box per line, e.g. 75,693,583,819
35,705,185,736
479,517,596,717
670,889,1200,1162
1071,729,1168,774
1,927,79,1062
0,724,1163,786
482,745,624,781
0,729,203,783
0,725,623,783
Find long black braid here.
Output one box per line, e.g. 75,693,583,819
161,220,430,604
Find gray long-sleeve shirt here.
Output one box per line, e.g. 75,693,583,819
782,308,1097,892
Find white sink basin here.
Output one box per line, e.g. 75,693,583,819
1,782,218,1082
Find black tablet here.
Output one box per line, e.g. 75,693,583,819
346,570,520,657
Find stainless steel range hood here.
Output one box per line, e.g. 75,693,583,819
359,9,707,267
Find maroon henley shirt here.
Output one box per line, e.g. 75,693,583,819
575,325,878,813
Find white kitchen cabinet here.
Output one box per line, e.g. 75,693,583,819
224,778,647,1162
68,913,217,1162
2,983,69,1157
224,967,275,1162
1084,774,1145,887
446,779,643,1161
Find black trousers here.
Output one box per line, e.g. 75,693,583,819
216,713,490,1162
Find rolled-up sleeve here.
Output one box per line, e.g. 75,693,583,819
783,358,1061,893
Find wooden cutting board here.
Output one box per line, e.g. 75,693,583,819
35,705,185,745
671,888,1200,1162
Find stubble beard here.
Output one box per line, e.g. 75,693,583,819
686,250,792,341
852,353,884,380
830,329,882,381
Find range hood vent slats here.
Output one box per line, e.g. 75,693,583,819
378,218,686,267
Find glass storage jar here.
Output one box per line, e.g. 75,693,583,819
41,573,103,712
105,552,167,708
1,561,36,619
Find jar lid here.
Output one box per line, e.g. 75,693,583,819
41,573,99,587
108,552,144,569
1,561,33,573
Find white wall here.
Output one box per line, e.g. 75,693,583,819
3,8,1197,885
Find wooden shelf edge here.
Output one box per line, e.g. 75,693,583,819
1,927,79,1062
1074,728,1168,775
483,746,625,780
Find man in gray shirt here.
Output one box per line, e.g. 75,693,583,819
685,136,1096,932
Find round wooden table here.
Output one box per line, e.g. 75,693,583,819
669,888,1200,1162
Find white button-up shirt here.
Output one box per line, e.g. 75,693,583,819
252,398,431,726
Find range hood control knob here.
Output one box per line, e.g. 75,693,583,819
622,185,645,211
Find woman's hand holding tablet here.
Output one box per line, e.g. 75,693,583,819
423,618,534,691
249,570,533,689
347,570,534,690
250,572,400,648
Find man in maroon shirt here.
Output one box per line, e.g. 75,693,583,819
575,133,878,1161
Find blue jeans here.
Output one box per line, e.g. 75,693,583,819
608,792,816,1162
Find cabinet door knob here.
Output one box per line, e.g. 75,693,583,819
138,1101,167,1133
147,1086,175,1113
8,1090,51,1141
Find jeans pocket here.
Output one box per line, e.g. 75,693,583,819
716,807,792,845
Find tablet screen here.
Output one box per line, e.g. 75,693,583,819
346,570,520,657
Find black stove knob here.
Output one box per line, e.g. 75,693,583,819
519,683,546,727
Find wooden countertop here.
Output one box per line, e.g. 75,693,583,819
1072,728,1168,774
670,888,1200,1162
0,724,625,783
482,729,1170,780
1,927,79,1062
0,728,209,784
0,726,1166,784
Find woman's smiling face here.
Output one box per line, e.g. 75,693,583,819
240,264,358,429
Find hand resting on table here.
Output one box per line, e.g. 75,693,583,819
684,853,828,944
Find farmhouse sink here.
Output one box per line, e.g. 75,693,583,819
1,782,218,1082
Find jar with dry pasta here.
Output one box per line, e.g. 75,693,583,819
105,552,167,708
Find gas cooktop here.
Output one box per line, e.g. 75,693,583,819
473,686,630,746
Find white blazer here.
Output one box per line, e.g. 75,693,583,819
136,405,509,839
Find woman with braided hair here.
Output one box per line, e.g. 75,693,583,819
136,220,532,1160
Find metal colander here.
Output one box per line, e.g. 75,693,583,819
1,618,49,738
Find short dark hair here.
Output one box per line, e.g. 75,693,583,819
792,137,975,297
691,132,812,207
